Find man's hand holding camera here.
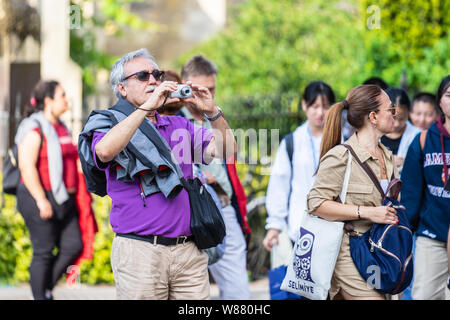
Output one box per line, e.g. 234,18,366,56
139,80,218,117
139,81,180,112
136,80,234,162
183,81,219,118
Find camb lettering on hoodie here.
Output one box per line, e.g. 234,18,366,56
423,152,450,167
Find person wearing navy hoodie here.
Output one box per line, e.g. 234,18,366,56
401,75,450,300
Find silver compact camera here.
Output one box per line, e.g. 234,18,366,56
170,84,192,99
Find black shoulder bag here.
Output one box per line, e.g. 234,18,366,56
111,102,226,249
2,121,43,195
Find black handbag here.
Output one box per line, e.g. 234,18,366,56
180,177,226,249
2,121,43,195
2,144,21,195
110,101,226,249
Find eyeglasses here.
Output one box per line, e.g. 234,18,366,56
122,70,165,82
375,104,397,115
385,106,397,115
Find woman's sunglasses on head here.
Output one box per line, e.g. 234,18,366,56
123,70,165,82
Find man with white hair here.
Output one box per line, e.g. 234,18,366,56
79,48,236,299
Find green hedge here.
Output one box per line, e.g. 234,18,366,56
0,193,32,284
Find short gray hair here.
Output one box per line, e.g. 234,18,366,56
110,48,159,99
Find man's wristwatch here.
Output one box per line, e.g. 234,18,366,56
204,106,223,121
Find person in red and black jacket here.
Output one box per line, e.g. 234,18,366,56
14,80,96,300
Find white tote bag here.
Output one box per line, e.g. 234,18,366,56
281,151,352,300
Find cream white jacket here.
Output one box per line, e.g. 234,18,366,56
265,121,321,241
397,121,421,159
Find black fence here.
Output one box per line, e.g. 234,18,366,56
223,92,306,165
223,92,305,133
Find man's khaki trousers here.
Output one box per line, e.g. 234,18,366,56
111,235,210,300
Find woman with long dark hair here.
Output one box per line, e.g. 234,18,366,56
15,80,83,300
307,84,400,300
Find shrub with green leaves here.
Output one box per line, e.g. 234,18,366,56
178,0,449,102
0,193,32,285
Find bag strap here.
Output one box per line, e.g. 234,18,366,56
36,121,44,151
284,132,294,210
97,110,160,172
420,130,427,151
110,102,187,184
285,132,294,165
342,144,385,199
342,144,401,201
340,150,353,204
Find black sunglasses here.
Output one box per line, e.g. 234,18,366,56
123,70,165,82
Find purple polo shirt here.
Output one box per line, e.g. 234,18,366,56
91,112,213,237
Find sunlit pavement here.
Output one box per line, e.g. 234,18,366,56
0,277,269,300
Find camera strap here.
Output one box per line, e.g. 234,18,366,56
110,99,185,181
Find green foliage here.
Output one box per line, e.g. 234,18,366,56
70,0,162,97
359,0,450,92
99,0,161,34
412,33,450,93
179,0,449,103
178,0,366,102
0,194,31,285
361,0,449,65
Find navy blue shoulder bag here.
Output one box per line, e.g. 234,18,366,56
342,144,413,295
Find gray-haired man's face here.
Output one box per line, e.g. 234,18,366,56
117,57,160,108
